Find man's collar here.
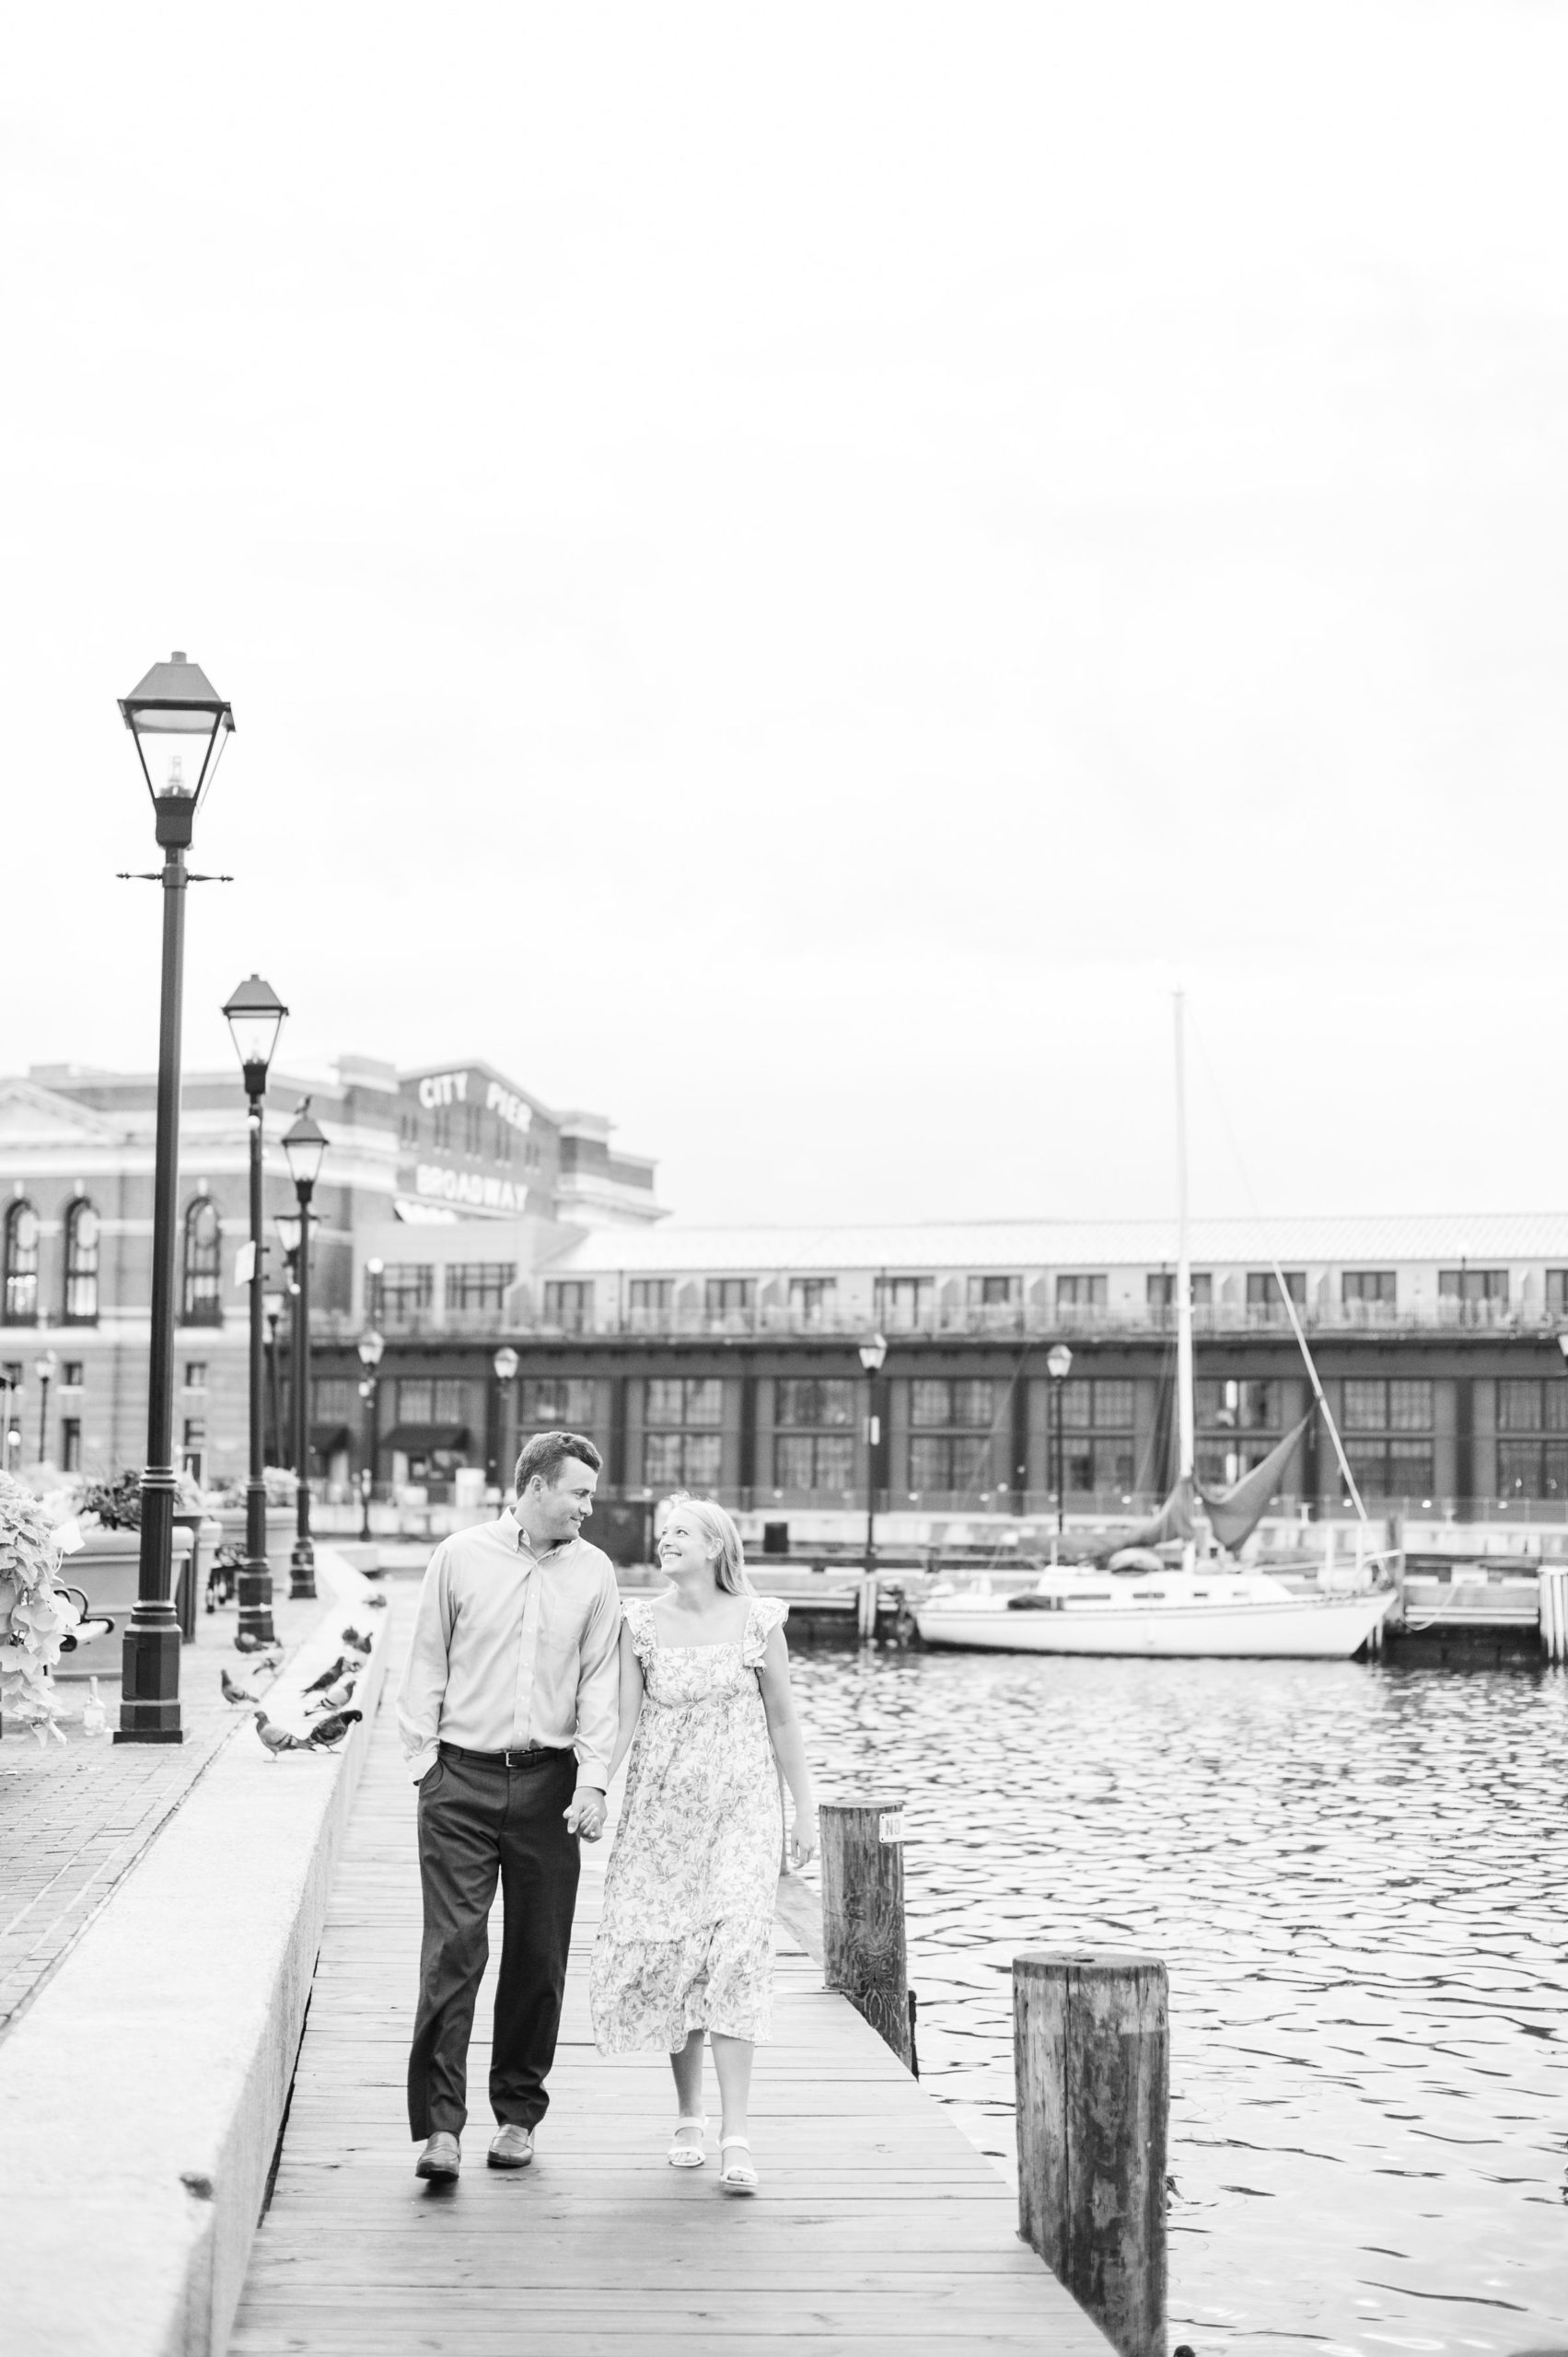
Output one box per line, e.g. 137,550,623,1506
500,1507,573,1562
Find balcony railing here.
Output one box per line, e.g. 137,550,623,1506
319,1295,1564,1346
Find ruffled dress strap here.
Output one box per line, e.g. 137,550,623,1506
742,1594,788,1669
622,1595,658,1665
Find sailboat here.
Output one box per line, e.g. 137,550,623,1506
914,995,1397,1661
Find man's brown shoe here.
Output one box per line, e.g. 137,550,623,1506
488,2123,535,2169
415,2132,460,2180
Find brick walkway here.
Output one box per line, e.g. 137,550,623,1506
0,1578,335,2041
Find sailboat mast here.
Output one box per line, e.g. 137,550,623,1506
1174,989,1195,1488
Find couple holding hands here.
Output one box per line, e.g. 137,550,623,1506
397,1430,818,2196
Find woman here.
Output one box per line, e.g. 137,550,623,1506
589,1494,817,2194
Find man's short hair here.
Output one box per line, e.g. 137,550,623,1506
515,1430,601,1492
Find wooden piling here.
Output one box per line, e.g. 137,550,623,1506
1013,1950,1168,2357
1541,1563,1568,1663
819,1797,913,2069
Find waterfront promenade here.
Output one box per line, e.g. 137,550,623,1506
228,1604,1113,2357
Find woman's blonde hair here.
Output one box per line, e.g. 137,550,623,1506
662,1492,750,1596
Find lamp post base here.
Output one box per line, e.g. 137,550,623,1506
115,1603,184,1743
238,1475,276,1645
289,1537,316,1602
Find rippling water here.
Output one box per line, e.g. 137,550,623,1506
789,1649,1568,2356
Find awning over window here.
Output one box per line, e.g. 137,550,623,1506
310,1422,352,1457
382,1424,471,1454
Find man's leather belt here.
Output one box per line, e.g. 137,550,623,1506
437,1741,568,1771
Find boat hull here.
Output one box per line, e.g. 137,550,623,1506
914,1591,1393,1660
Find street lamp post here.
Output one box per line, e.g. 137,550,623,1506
282,1104,329,1600
263,1292,285,1465
493,1345,519,1495
857,1332,888,1575
223,975,288,1647
34,1350,57,1466
357,1328,385,1542
1046,1341,1073,1540
116,652,235,1745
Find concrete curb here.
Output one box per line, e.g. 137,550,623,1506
0,1548,391,2357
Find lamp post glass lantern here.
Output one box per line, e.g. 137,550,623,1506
356,1327,385,1542
1046,1341,1074,1538
223,975,287,1647
117,653,235,1745
282,1105,328,1599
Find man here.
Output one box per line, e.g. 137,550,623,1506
398,1429,620,2180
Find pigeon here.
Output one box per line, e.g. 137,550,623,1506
366,1591,389,1608
306,1674,357,1715
302,1653,352,1694
222,1666,261,1705
235,1631,283,1661
341,1624,375,1655
306,1708,363,1751
252,1711,309,1758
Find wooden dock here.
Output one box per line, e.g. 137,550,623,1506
227,1608,1112,2356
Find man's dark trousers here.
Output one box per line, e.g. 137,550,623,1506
408,1747,581,2140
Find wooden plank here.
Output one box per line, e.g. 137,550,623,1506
225,1606,1112,2357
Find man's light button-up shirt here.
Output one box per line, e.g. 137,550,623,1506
395,1509,622,1787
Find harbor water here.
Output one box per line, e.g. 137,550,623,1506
791,1647,1568,2356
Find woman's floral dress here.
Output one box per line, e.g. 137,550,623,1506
590,1593,787,2053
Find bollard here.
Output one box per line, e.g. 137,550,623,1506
1541,1564,1568,1663
819,1798,913,2069
855,1570,878,1641
1013,1950,1167,2357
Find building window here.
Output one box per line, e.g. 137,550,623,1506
907,1378,1000,1499
788,1278,836,1329
394,1377,478,1428
773,1377,857,1492
1056,1274,1107,1312
1146,1272,1213,1310
776,1379,856,1427
1495,1378,1568,1500
1246,1271,1306,1324
543,1280,592,1334
643,1376,724,1491
180,1198,223,1327
312,1378,359,1423
181,1418,206,1481
1548,1271,1568,1316
183,1362,208,1390
445,1261,517,1313
628,1279,672,1326
62,1361,84,1388
968,1275,1020,1318
1195,1378,1284,1486
1056,1378,1138,1495
1438,1269,1508,1325
1342,1271,1396,1308
1336,1378,1434,1501
377,1264,434,1320
433,1106,453,1150
61,1418,82,1473
877,1276,932,1330
703,1278,754,1324
3,1202,40,1325
520,1377,598,1431
63,1199,100,1324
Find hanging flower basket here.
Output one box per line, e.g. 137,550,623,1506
0,1469,85,1741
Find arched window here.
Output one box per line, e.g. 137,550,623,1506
64,1199,100,1325
181,1197,223,1327
3,1201,40,1326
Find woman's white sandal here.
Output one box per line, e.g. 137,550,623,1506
717,2135,758,2195
668,2116,707,2167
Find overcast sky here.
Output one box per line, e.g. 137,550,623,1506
6,2,1567,1231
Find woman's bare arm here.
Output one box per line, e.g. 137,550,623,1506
607,1619,645,1784
758,1624,817,1865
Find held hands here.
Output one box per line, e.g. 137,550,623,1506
789,1808,819,1870
565,1788,608,1841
